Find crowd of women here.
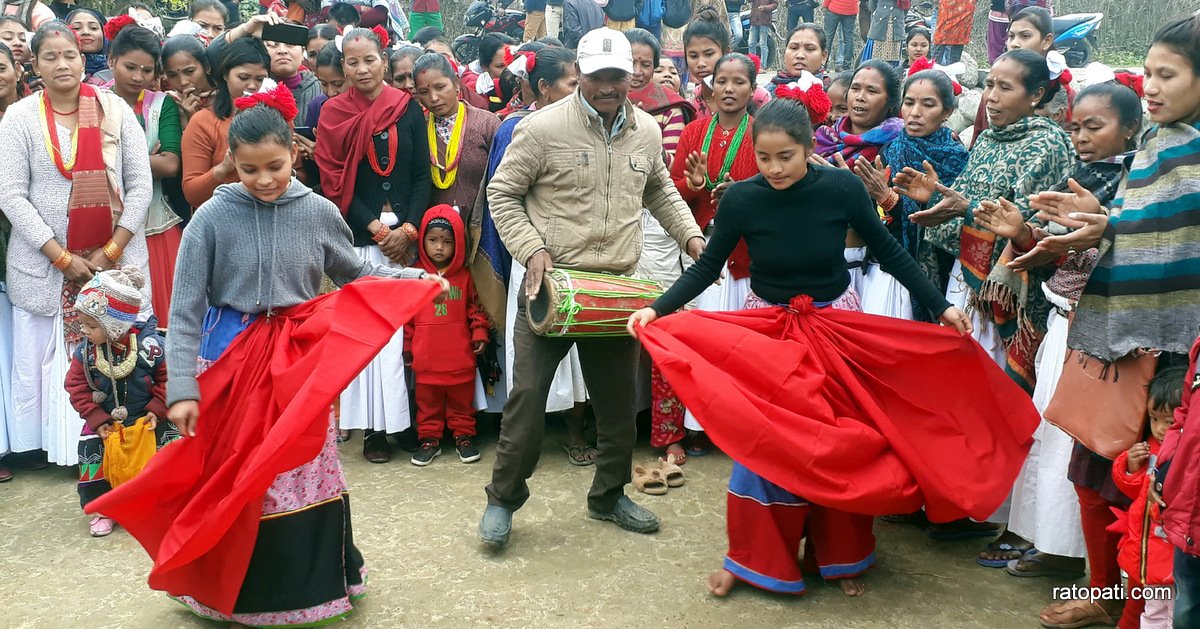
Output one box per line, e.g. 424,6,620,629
0,0,1197,627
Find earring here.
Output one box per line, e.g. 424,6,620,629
291,168,298,178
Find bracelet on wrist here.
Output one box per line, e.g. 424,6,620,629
52,249,72,271
103,240,123,262
399,223,418,241
371,224,391,244
1012,223,1036,253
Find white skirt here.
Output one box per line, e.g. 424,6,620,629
860,263,913,320
506,260,588,413
844,247,867,300
338,246,411,433
1006,284,1085,557
948,260,1012,522
947,260,1005,367
637,208,685,290
0,284,14,456
11,306,83,465
683,260,749,432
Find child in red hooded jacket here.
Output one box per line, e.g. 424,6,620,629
1110,366,1187,629
404,205,491,466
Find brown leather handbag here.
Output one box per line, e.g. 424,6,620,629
1044,350,1158,460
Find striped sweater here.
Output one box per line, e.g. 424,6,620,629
1069,121,1200,361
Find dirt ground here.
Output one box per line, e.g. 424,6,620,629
1,420,1069,629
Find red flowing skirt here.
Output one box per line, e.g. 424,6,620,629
86,277,440,615
638,295,1040,522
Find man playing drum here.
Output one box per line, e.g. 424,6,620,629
482,27,705,546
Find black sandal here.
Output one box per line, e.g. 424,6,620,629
563,444,595,466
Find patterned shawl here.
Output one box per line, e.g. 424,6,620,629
1041,157,1129,304
814,116,904,168
943,115,1075,392
1069,121,1200,362
881,126,969,258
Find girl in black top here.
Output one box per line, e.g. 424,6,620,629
631,96,969,327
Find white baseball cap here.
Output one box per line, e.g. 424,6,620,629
576,27,634,76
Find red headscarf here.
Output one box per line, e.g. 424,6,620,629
314,84,411,214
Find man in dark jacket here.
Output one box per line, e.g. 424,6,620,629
562,0,605,48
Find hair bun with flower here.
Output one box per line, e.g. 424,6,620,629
774,71,831,125
234,84,299,123
907,56,964,95
507,50,537,80
1114,71,1144,98
747,53,761,75
103,14,138,42
371,25,390,49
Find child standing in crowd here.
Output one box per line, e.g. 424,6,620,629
405,206,489,466
67,268,173,537
1112,367,1185,629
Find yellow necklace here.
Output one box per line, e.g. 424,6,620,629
95,334,139,380
428,101,466,190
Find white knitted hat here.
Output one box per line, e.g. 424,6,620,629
75,267,145,340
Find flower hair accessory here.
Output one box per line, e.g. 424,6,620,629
129,8,164,38
907,56,964,95
1046,50,1073,87
774,71,831,125
1114,71,1144,98
234,84,299,123
506,50,537,80
103,14,138,42
502,45,515,67
747,53,761,75
371,25,390,48
448,57,464,77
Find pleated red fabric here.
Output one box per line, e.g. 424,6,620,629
85,277,440,615
638,295,1040,523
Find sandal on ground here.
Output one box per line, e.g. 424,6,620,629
1039,599,1119,628
563,444,596,467
633,465,669,495
660,447,686,467
926,518,1000,541
977,538,1035,568
1006,551,1087,578
658,460,685,488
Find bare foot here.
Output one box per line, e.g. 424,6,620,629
834,577,866,596
706,569,736,597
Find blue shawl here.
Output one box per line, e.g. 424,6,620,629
880,125,969,257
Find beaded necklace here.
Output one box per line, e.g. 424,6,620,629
699,113,749,191
428,101,466,190
367,126,399,177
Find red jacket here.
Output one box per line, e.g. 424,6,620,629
1110,439,1174,586
1160,335,1200,556
405,205,490,386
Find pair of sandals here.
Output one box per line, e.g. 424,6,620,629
633,461,685,495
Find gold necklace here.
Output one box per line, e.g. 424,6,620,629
96,334,138,380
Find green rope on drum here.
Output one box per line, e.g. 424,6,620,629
552,270,663,336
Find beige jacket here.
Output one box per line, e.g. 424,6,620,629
487,92,702,275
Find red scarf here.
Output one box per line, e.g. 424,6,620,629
629,81,696,123
314,84,412,214
43,83,117,252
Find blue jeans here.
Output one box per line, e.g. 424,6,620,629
786,3,814,31
729,12,744,48
824,11,856,70
748,25,770,63
1177,548,1200,627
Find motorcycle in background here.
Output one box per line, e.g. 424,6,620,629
1052,12,1104,67
453,0,526,64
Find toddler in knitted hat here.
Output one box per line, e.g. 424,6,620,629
75,267,145,345
68,267,174,538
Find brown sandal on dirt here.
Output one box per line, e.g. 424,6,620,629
1039,599,1120,629
633,465,669,495
658,460,685,488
